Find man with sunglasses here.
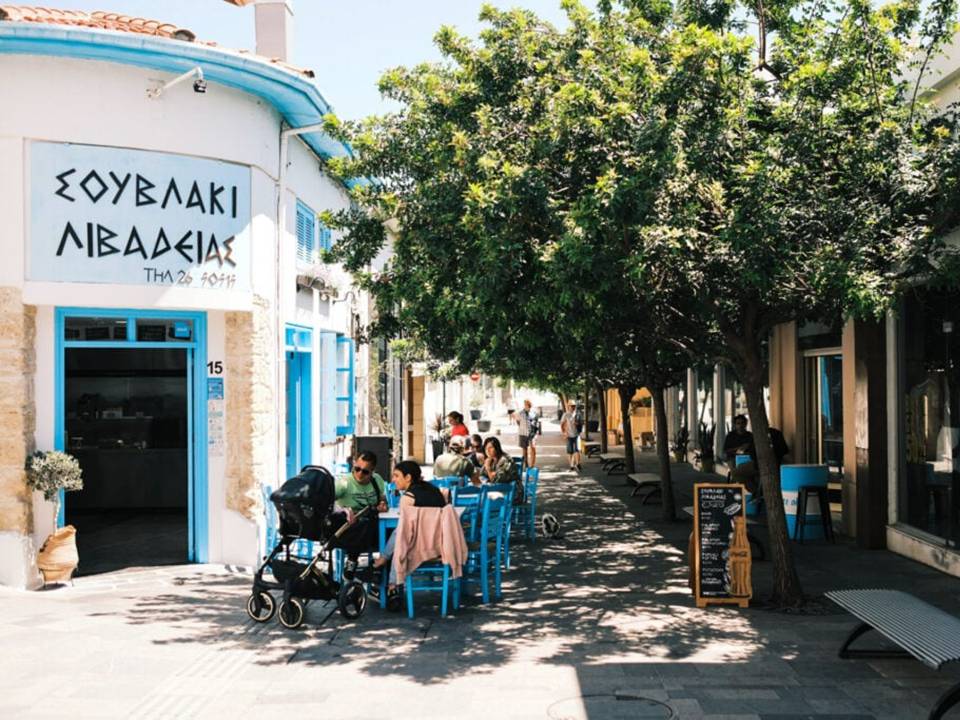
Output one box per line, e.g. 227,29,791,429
334,451,386,581
335,451,388,514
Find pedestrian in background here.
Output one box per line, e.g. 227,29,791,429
560,400,582,472
513,399,540,469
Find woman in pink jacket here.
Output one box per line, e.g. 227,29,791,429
372,460,446,588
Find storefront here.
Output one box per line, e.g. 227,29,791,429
887,287,960,575
0,10,368,587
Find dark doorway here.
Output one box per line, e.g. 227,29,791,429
64,348,188,575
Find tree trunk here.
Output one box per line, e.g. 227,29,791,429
619,384,637,474
651,384,676,521
598,383,609,453
738,343,804,607
583,380,591,440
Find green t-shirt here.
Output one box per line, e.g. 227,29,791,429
335,472,386,510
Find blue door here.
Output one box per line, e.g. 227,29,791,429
285,327,313,479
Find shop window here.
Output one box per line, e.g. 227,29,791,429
900,288,960,546
64,316,128,341
295,200,317,263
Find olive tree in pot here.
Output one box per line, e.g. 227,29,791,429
25,450,83,585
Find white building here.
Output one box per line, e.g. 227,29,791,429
0,4,375,587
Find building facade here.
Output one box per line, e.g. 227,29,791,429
0,8,375,587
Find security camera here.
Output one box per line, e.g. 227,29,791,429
147,67,206,99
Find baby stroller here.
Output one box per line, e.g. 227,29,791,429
246,465,373,629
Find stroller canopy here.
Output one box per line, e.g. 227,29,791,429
270,466,337,541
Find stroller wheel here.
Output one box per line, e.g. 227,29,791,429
337,581,367,620
278,597,305,629
246,591,275,623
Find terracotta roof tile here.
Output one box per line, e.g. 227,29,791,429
0,5,316,77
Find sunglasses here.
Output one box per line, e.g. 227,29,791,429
353,465,372,476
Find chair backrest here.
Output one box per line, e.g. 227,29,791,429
486,482,515,507
512,456,523,475
453,484,482,505
525,467,540,499
480,493,506,548
429,477,460,491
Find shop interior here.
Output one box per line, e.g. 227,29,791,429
63,346,189,575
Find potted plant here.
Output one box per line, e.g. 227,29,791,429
476,417,492,432
694,422,716,473
469,385,484,420
26,450,83,585
671,426,689,463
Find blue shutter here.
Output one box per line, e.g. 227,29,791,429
295,200,316,262
319,331,338,442
318,223,333,253
336,336,355,436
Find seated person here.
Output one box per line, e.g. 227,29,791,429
335,451,387,577
731,426,790,495
723,414,755,465
467,434,485,469
433,435,478,482
373,460,446,587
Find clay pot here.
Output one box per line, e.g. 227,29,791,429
37,525,79,584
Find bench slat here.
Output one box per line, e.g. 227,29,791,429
826,589,960,670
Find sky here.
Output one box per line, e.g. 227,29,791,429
31,0,588,120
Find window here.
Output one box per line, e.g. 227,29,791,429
336,336,355,436
900,288,960,546
296,200,334,262
295,200,316,263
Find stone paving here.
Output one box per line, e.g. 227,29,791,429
0,424,958,719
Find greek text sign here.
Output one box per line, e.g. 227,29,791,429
29,142,251,290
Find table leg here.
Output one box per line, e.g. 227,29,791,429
379,523,387,609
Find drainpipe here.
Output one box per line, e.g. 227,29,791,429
275,122,325,480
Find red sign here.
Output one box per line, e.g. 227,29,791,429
470,372,480,382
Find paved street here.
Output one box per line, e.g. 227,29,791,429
1,424,958,719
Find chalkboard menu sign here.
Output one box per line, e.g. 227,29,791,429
693,483,752,608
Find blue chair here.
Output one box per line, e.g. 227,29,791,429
462,493,506,603
511,455,523,476
454,485,485,541
385,481,402,509
513,467,541,541
405,560,460,619
429,477,460,492
261,483,279,557
485,482,515,570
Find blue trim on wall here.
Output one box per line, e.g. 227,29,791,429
0,24,362,185
54,307,208,562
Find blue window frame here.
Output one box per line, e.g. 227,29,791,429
54,307,208,562
336,336,355,436
295,200,316,263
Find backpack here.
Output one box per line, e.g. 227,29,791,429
528,411,541,437
574,410,584,435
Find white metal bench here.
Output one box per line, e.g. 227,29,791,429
826,588,960,720
627,473,661,504
598,453,626,475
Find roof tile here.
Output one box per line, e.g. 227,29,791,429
0,5,316,76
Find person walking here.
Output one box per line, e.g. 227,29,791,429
560,400,582,472
512,399,540,469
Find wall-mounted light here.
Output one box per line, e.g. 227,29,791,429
147,67,206,99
